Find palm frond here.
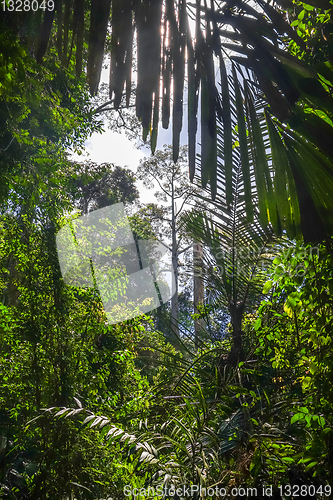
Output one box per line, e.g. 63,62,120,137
8,0,333,240
87,0,112,95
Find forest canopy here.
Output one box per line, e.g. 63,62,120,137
3,0,333,241
1,1,333,499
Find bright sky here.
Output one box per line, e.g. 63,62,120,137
70,61,189,205
84,129,145,167
70,127,156,204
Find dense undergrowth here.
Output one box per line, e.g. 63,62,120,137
1,208,333,498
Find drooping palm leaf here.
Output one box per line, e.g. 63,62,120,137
135,0,163,139
61,0,70,65
35,0,57,63
5,0,333,240
87,0,112,95
184,73,283,359
232,64,253,223
73,0,84,76
109,0,133,109
186,4,199,182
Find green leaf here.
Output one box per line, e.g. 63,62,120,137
263,280,273,294
232,64,253,221
318,416,325,428
305,461,318,471
245,82,269,227
291,413,305,424
219,53,232,205
281,457,295,463
297,457,313,464
254,318,262,331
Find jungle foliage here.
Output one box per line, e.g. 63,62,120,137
3,0,333,241
1,1,333,499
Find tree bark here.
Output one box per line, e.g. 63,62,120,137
227,301,245,365
193,242,204,350
170,180,179,337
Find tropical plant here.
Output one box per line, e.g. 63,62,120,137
38,236,333,497
253,238,333,484
5,0,333,241
184,155,276,363
41,349,238,497
3,5,333,497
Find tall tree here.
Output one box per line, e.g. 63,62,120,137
137,145,198,338
193,241,204,350
68,161,139,215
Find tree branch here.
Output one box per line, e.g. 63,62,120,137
93,100,136,115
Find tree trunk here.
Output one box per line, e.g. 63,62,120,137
193,242,204,350
4,255,20,306
228,301,245,365
171,184,179,337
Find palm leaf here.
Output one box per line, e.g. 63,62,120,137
265,112,294,237
87,0,112,95
62,0,71,64
170,0,187,163
283,132,333,241
186,8,198,181
232,64,253,222
244,81,269,228
36,2,57,63
109,0,133,108
219,53,233,207
135,0,162,138
74,0,84,76
162,14,171,130
13,0,333,240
